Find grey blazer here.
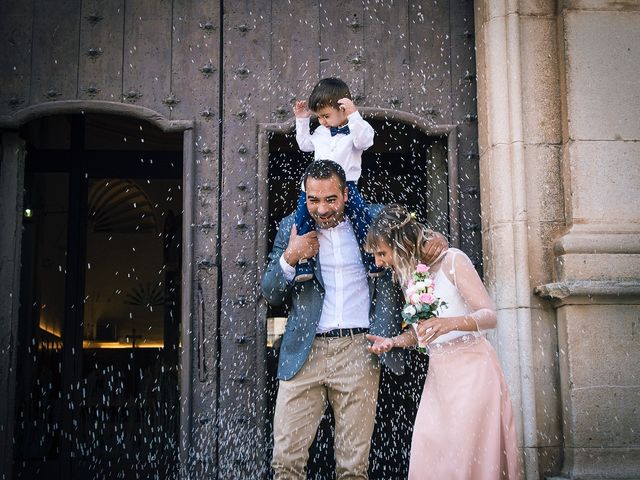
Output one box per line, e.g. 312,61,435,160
261,205,407,381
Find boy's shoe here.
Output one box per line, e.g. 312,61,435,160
295,259,314,282
368,266,385,278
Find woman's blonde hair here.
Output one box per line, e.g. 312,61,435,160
365,204,436,288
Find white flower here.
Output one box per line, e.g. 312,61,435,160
403,305,417,317
413,281,426,291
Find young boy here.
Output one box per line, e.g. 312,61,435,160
293,77,383,281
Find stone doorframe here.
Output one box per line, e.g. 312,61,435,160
256,107,461,263
0,100,195,478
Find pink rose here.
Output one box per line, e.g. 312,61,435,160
410,293,421,305
420,293,434,304
416,264,429,274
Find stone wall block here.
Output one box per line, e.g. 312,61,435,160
520,16,562,145
484,223,519,309
524,144,564,223
556,253,640,282
527,220,566,309
562,1,640,12
562,305,640,388
564,446,640,479
483,16,512,147
484,143,516,224
566,140,640,225
530,307,563,448
493,306,524,444
564,10,640,140
557,303,640,479
519,0,557,16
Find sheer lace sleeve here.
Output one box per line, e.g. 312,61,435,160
442,249,497,332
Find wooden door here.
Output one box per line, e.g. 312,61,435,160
1,1,479,477
219,1,480,477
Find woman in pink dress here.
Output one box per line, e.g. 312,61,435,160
365,204,521,480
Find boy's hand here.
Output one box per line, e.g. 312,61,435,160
337,98,357,116
294,100,311,119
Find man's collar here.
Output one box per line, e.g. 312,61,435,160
317,218,350,231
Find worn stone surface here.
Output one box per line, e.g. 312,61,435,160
476,3,640,479
530,307,562,448
565,140,640,225
557,304,640,475
562,0,640,12
524,144,564,223
520,16,562,145
564,10,640,140
556,253,640,282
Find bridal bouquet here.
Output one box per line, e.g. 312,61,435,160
401,263,447,353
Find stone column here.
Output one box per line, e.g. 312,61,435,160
0,132,26,480
475,1,566,477
536,2,640,478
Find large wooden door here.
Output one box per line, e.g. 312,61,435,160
1,1,479,478
218,1,480,478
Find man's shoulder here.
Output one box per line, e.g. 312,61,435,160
278,213,296,228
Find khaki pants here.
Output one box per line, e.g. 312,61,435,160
272,333,380,480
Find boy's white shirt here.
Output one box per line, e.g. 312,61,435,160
295,110,374,185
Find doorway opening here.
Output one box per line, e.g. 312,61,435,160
13,113,183,479
262,116,452,478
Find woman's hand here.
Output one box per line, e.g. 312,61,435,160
416,317,452,344
366,334,395,355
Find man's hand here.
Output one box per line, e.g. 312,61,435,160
422,232,448,264
337,98,357,116
366,334,395,355
283,225,319,266
294,100,311,119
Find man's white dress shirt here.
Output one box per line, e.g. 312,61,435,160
279,219,370,333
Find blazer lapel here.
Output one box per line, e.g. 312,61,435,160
368,276,375,302
314,257,324,289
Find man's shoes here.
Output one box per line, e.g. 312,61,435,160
295,259,314,282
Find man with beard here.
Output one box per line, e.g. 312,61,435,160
262,160,446,479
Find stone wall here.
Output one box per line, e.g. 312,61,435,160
475,0,640,478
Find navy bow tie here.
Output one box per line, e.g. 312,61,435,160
330,125,350,136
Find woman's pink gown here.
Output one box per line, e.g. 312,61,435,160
408,250,521,479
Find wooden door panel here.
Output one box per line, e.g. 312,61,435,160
78,0,125,102
170,2,222,475
407,0,451,121
122,0,172,116
30,0,81,105
319,0,365,98
219,5,273,476
449,0,481,264
362,0,410,109
270,0,320,120
0,1,33,115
